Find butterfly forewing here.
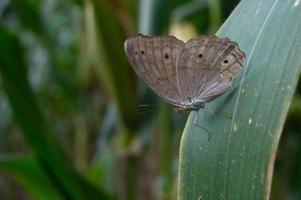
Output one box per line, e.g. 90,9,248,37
197,41,246,102
124,34,185,107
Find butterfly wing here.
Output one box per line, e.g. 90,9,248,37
176,35,246,103
124,34,185,107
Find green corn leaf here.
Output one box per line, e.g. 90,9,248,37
0,155,63,200
0,24,113,200
178,0,301,199
85,0,138,133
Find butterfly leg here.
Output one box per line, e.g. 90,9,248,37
137,104,156,115
193,111,211,141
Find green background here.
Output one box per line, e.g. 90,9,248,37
0,0,300,199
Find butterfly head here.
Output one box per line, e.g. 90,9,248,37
175,101,205,112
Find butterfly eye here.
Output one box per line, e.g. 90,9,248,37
141,50,145,54
134,51,138,55
164,54,169,59
198,53,203,58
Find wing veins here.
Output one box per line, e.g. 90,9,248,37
196,42,234,98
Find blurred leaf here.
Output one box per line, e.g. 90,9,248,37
0,0,10,18
87,149,114,194
207,0,222,33
0,24,113,200
85,0,138,134
139,0,197,35
138,1,176,200
158,103,174,200
10,0,44,34
138,0,171,34
171,0,207,21
11,0,80,112
271,96,301,199
178,0,301,199
0,155,63,200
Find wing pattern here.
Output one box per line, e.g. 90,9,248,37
124,34,246,111
124,34,185,107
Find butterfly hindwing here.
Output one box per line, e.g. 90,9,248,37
176,36,245,103
199,44,246,102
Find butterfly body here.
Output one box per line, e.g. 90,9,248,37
174,101,205,112
124,34,246,112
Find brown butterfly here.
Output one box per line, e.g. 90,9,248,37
124,33,246,113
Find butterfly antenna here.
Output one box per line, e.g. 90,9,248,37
193,111,211,141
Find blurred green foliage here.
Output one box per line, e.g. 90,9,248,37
0,0,300,199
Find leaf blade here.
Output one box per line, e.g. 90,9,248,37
178,0,301,199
